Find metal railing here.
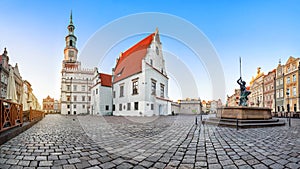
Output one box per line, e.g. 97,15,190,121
29,107,45,122
0,99,23,132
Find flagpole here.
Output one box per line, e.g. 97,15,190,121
239,57,242,79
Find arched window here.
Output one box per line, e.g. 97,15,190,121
69,40,73,47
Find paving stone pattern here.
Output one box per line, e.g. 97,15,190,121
1,114,300,168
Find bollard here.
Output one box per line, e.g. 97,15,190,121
195,116,198,125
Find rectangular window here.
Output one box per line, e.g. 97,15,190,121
120,85,124,97
134,102,139,110
119,104,122,111
105,105,109,111
287,88,290,97
73,85,77,91
293,87,296,96
280,89,283,97
81,85,85,91
83,105,85,109
160,84,165,98
280,78,283,85
73,96,77,101
67,96,71,101
150,59,153,66
113,105,115,111
132,79,138,95
96,89,98,94
293,74,296,82
88,96,91,101
151,79,156,95
67,105,70,108
113,91,116,98
276,90,279,98
151,104,154,110
82,96,85,101
287,77,290,84
73,104,76,108
67,85,71,91
127,103,131,110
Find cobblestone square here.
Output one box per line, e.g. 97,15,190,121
1,114,300,168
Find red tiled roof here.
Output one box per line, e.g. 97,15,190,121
100,73,112,87
113,33,155,83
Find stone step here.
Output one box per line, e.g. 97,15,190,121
204,117,280,123
202,118,286,128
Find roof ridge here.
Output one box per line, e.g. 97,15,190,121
115,33,155,69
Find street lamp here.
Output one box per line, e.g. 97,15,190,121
286,90,291,127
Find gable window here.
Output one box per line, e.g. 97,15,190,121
160,84,165,98
134,102,139,110
132,79,138,95
151,79,156,95
156,46,159,55
120,84,124,97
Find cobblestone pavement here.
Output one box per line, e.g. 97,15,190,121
1,114,300,169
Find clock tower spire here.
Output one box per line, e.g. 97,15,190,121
63,10,78,63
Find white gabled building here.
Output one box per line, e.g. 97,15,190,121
112,29,171,116
60,12,96,115
91,70,113,115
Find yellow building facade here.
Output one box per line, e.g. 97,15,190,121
283,56,300,112
249,67,264,107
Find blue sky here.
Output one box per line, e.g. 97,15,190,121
0,0,300,103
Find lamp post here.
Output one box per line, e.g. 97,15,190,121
70,77,72,115
286,90,291,127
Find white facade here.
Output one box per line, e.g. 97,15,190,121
60,12,96,115
112,29,171,116
90,71,113,115
178,99,202,115
61,68,95,115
